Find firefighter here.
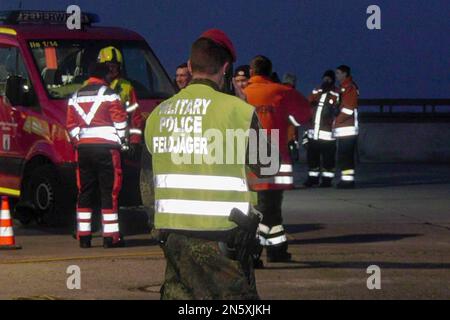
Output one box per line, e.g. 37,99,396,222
303,70,340,188
334,65,359,189
144,29,269,299
98,46,143,158
244,55,312,262
67,63,128,248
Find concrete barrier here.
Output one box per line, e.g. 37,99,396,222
297,122,450,163
358,122,450,163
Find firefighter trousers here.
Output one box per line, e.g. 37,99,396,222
255,190,288,255
336,136,357,182
76,146,122,242
307,139,336,181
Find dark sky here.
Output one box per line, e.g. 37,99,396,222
1,0,449,98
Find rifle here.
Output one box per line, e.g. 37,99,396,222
227,207,262,279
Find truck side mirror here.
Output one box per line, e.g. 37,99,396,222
5,75,27,106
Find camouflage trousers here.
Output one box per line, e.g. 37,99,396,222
160,233,259,300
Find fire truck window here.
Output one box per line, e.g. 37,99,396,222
0,46,35,106
28,40,174,100
0,47,15,95
121,46,174,99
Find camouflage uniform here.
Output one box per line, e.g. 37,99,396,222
160,233,259,300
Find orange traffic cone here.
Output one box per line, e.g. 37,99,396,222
0,196,22,250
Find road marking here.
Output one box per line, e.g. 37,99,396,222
0,250,164,265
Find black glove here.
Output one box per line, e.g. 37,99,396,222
288,140,299,162
127,143,142,161
301,131,309,150
120,136,129,152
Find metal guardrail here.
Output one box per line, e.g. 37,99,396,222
358,99,450,122
359,99,450,113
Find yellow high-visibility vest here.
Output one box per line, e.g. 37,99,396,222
145,82,255,233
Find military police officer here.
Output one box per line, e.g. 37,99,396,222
144,29,269,300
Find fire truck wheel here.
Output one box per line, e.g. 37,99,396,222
139,147,155,230
28,165,65,227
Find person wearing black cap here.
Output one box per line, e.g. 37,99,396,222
303,70,340,188
232,65,250,99
334,65,359,189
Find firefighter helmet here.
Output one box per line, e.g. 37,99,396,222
98,46,123,64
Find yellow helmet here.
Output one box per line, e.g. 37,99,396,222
98,46,123,64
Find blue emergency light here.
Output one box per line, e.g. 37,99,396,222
0,10,100,25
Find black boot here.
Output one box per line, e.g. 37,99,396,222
336,180,355,189
303,177,319,188
103,236,125,248
79,236,91,249
319,178,333,188
266,243,292,263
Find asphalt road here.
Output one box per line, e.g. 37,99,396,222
1,164,449,300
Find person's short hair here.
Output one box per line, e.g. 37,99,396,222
190,38,232,75
337,65,351,77
250,55,272,77
176,63,188,70
88,62,109,79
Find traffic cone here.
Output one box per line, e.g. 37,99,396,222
0,196,22,250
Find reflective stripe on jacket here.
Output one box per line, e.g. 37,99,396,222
307,87,340,141
67,77,127,147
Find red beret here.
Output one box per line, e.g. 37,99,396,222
200,29,236,62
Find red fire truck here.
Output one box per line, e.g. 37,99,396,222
0,10,174,225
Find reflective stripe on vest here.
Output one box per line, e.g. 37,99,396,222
79,126,121,143
69,86,121,125
308,129,335,141
69,127,80,139
333,126,358,137
156,199,249,217
334,110,359,137
155,174,248,191
313,93,327,140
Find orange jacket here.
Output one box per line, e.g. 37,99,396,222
334,76,359,132
244,75,312,190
